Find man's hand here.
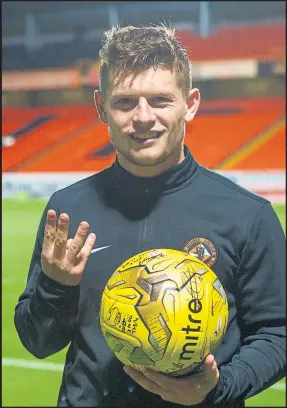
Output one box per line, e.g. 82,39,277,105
41,210,96,286
123,354,219,406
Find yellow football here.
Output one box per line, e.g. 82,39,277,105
100,248,228,376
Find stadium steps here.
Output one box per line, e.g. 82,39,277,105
13,121,114,172
2,115,46,135
228,126,286,170
185,112,285,169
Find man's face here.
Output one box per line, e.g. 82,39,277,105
95,67,200,175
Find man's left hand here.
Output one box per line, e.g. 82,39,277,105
123,354,219,406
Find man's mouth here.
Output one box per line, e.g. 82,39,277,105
129,131,163,141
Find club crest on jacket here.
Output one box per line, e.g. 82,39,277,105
183,237,217,267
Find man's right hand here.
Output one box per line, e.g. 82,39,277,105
41,210,96,286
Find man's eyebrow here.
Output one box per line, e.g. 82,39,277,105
110,94,135,99
111,92,175,99
149,92,175,98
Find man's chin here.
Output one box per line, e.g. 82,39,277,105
125,150,168,167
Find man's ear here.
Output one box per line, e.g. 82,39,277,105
185,88,200,122
94,90,108,124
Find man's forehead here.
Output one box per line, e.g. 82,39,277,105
107,67,180,96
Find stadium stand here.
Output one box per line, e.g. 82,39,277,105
2,97,285,172
2,13,285,173
2,23,285,71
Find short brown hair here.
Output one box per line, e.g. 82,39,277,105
99,24,192,98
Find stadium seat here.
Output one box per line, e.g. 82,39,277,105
177,23,285,60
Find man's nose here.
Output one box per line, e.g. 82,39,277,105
133,98,156,129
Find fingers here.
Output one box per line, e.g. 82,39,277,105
124,361,219,407
77,233,97,267
53,213,70,260
66,221,91,264
66,238,73,251
42,210,57,254
123,366,164,396
142,369,175,390
43,210,96,271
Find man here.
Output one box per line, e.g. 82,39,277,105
15,25,286,407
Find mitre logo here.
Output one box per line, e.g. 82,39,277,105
183,237,217,268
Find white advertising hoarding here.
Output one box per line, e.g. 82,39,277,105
2,171,285,204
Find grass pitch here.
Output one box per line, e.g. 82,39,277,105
2,199,286,406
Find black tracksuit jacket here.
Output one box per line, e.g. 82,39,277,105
14,146,286,407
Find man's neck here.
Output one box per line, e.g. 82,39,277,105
117,148,185,178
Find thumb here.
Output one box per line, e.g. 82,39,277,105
203,354,219,382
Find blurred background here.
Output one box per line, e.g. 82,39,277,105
2,1,286,406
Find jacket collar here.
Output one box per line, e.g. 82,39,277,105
111,145,199,196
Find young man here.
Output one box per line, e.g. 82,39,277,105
15,25,286,407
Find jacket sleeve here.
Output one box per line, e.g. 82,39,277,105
14,193,80,359
205,202,286,407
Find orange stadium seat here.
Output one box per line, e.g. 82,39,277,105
177,23,285,60
2,106,97,171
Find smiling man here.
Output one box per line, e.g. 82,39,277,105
14,25,286,408
95,65,199,177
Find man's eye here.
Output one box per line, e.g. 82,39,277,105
150,97,169,104
117,98,135,104
113,98,137,110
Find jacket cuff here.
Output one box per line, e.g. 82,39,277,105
201,372,224,405
38,271,80,294
32,271,80,316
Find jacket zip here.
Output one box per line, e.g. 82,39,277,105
141,216,149,251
